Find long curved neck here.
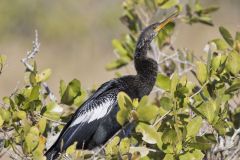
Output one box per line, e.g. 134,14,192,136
134,42,158,86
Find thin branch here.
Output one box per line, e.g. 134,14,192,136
37,114,66,125
179,67,194,76
153,110,171,127
213,128,240,154
231,128,240,142
189,81,208,99
158,53,177,64
21,30,57,102
9,81,20,98
227,145,240,160
21,30,40,72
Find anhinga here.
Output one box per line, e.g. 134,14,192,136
45,13,177,160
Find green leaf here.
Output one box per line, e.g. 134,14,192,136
159,97,173,111
2,96,10,105
61,79,81,105
30,126,40,135
137,104,159,122
171,72,179,95
201,6,219,14
155,0,164,5
136,122,160,144
23,100,42,111
46,101,63,113
160,0,178,9
59,80,67,97
38,117,47,134
105,136,120,155
179,149,204,160
35,68,52,83
138,96,148,108
199,16,213,26
212,39,229,50
112,39,128,56
25,127,40,153
196,61,208,84
214,119,228,135
162,129,177,144
16,111,27,120
236,32,240,41
225,82,240,94
0,108,10,122
25,133,38,152
156,74,171,91
32,136,46,160
66,142,77,155
226,50,240,75
105,57,131,70
191,149,205,159
194,0,203,12
119,138,130,154
186,116,202,138
73,90,87,106
219,26,234,46
235,32,240,51
29,85,40,101
117,92,132,109
14,94,25,106
29,72,37,85
197,101,217,123
0,115,4,127
0,54,7,65
136,96,159,122
211,54,222,71
163,154,174,160
117,92,132,125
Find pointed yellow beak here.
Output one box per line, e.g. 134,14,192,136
154,11,179,32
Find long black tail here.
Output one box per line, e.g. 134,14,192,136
45,146,60,160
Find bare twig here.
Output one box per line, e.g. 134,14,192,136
37,114,66,125
158,53,177,64
189,81,208,99
21,30,57,102
153,110,171,127
179,67,194,76
21,30,40,72
232,128,240,142
213,128,240,154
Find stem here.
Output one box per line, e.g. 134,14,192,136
189,81,208,99
153,110,171,127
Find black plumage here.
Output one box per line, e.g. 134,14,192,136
45,14,176,160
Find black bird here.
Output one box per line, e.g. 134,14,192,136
45,13,177,160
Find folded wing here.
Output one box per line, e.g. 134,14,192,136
45,80,121,159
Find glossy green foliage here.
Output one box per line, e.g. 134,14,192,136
107,0,217,71
60,79,81,105
185,0,218,26
0,60,86,159
103,1,239,159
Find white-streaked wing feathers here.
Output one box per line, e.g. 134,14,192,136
70,98,115,127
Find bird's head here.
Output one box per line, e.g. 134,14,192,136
136,12,178,50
